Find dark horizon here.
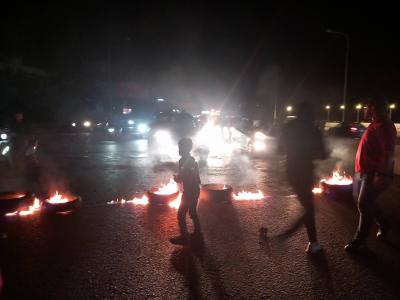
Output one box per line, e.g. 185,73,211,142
1,2,400,121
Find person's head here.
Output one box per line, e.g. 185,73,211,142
296,101,314,121
364,97,389,120
15,112,24,123
178,138,193,157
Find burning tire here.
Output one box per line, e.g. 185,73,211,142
320,182,353,200
147,189,179,206
0,191,34,214
201,184,233,203
43,195,82,213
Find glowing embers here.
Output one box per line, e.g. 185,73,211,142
233,190,265,201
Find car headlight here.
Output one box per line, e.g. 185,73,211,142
107,127,115,133
1,133,7,140
128,120,134,125
154,130,172,144
137,123,149,133
254,131,267,140
83,121,91,127
253,140,266,151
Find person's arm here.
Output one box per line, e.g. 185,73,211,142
174,160,183,183
314,126,328,160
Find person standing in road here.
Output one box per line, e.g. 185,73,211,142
278,101,327,254
345,98,397,252
170,138,201,245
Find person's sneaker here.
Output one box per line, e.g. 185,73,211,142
344,239,367,253
169,235,188,245
376,226,390,240
305,242,322,255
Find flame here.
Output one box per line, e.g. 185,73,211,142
321,171,353,185
108,179,180,209
233,190,265,201
153,179,179,195
46,191,70,204
168,193,182,209
312,187,323,194
5,197,41,217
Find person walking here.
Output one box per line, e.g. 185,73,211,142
170,138,201,245
278,101,327,254
345,98,397,252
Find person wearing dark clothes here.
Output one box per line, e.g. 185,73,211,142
345,99,397,252
170,138,201,245
278,101,327,254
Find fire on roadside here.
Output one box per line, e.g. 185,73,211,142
5,197,41,217
233,190,265,201
312,170,353,195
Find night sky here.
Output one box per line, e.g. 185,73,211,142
1,1,400,119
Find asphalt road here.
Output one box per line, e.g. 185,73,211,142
0,134,399,299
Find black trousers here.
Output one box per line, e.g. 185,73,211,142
353,172,391,241
287,170,317,243
177,190,200,235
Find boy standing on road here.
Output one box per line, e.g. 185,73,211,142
345,98,397,252
170,138,201,245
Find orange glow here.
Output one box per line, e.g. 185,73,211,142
233,190,264,201
153,179,179,195
312,187,323,194
6,197,41,217
168,193,182,209
46,191,71,204
321,171,353,185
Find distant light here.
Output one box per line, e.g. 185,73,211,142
286,106,293,112
253,140,266,151
157,98,165,102
2,145,10,156
83,121,91,127
71,122,76,127
350,127,358,132
128,120,134,125
325,105,331,110
1,133,7,140
201,110,210,115
340,105,345,110
123,108,132,114
254,131,267,140
138,123,149,133
389,104,396,109
355,104,362,110
107,127,115,133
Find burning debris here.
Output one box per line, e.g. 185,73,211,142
108,178,181,209
4,191,81,217
233,190,265,201
312,170,353,195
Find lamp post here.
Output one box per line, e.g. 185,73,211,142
355,104,362,123
325,105,331,122
389,104,396,120
326,29,350,122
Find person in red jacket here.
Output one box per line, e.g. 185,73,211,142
345,98,397,252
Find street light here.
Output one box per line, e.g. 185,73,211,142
326,29,350,122
286,105,293,113
340,105,345,110
325,105,331,122
389,103,396,120
355,104,362,122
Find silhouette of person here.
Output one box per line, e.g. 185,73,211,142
345,98,397,252
278,101,327,254
170,138,201,245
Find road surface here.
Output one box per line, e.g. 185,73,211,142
0,134,399,299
